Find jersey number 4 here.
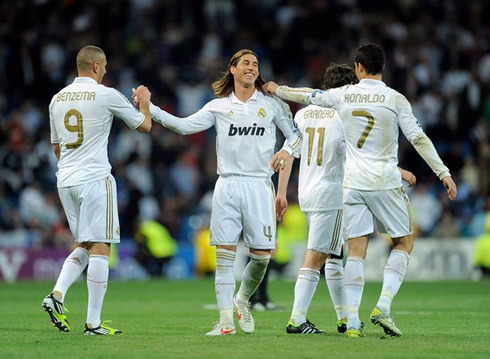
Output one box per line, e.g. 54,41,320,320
352,110,374,149
64,109,84,149
305,127,325,166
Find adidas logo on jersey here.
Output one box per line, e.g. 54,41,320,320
228,123,265,136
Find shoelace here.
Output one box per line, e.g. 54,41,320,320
242,302,252,321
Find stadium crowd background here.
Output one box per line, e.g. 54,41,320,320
0,0,489,259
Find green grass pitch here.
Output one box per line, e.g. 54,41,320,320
1,278,489,359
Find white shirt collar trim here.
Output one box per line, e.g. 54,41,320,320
230,89,259,104
73,77,98,84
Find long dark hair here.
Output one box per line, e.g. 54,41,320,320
211,49,267,98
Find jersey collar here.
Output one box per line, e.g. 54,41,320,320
73,77,98,84
230,89,259,104
358,79,386,87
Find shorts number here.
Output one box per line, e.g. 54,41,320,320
305,127,325,166
64,109,84,149
352,110,374,149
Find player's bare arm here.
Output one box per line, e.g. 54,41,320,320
275,157,294,222
52,144,60,160
398,167,416,187
271,149,291,172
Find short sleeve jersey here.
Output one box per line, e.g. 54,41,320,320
294,105,345,211
310,79,424,190
49,77,144,187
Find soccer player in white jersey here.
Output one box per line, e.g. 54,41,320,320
277,64,417,335
43,45,152,335
133,49,302,336
276,64,357,335
265,43,457,338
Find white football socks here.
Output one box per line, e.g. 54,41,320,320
86,255,109,328
325,258,347,320
235,253,270,304
344,256,365,330
53,247,89,302
290,268,320,325
215,249,236,325
376,249,410,313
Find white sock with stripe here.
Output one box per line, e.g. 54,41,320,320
325,258,347,320
376,249,410,313
236,253,270,304
215,249,236,325
86,255,109,328
344,256,365,330
290,268,320,325
53,247,89,302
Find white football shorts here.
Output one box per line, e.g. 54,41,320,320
343,187,414,239
58,175,120,243
305,210,344,255
210,175,276,250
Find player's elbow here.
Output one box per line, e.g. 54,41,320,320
136,119,152,133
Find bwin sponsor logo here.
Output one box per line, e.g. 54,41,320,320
228,123,265,136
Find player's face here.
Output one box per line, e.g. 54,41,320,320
231,54,259,88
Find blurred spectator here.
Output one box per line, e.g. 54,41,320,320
134,220,178,277
473,213,490,277
410,184,442,237
431,210,462,239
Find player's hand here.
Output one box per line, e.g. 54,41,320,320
276,195,288,222
263,81,279,95
132,85,151,108
271,149,290,172
400,168,416,187
442,176,457,201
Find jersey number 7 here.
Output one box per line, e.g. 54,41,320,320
352,110,374,149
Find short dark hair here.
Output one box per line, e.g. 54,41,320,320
355,43,385,75
323,63,357,90
76,45,105,72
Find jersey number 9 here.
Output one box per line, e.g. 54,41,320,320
64,109,84,149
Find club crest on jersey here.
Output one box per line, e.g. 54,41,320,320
258,108,266,118
227,110,234,116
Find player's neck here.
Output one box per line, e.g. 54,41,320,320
359,73,383,81
233,83,255,103
78,71,99,83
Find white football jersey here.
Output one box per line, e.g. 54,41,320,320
293,105,345,211
49,77,145,187
309,79,448,190
150,90,302,178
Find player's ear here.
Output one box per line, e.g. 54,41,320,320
93,61,99,74
229,65,236,75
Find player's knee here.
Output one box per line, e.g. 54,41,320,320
250,252,271,270
392,235,414,253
